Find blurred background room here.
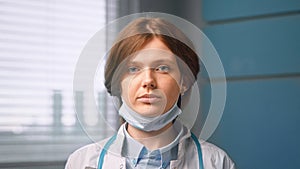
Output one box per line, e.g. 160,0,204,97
0,0,299,168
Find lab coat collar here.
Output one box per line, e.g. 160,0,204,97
101,119,194,168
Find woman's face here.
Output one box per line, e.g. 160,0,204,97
120,38,182,117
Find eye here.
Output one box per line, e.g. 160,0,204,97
156,65,170,73
128,66,140,73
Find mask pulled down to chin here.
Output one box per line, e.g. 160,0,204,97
118,100,182,132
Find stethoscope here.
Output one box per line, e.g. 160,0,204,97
97,133,204,169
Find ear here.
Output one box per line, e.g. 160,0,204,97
180,76,189,95
180,84,188,96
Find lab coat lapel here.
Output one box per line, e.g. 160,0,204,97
102,153,126,169
99,125,126,168
170,132,200,169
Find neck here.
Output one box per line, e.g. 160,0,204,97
127,122,175,150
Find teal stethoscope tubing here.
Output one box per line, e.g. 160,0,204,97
98,134,117,169
97,133,204,169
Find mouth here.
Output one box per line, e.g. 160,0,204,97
137,94,161,104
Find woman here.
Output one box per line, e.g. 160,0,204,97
66,17,235,169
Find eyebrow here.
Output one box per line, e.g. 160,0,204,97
128,58,177,66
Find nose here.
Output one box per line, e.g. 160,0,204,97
141,68,156,89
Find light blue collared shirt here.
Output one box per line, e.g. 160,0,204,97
121,120,184,169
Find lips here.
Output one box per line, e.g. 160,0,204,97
137,93,161,103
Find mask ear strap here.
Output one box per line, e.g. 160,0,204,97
177,95,182,108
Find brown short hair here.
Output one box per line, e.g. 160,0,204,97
105,18,200,97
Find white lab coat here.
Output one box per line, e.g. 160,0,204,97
65,123,235,169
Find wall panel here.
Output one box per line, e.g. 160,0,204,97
208,78,300,168
204,15,300,78
203,0,300,21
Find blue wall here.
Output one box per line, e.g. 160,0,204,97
203,1,300,168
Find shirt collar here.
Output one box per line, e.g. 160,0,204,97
121,120,184,168
122,123,144,159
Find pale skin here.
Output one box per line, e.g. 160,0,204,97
120,38,186,149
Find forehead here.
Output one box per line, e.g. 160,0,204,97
129,38,176,64
130,49,175,64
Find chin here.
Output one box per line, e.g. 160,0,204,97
135,104,167,117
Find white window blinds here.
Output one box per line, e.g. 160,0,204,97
0,0,119,164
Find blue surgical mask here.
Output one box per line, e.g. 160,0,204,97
119,100,182,132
